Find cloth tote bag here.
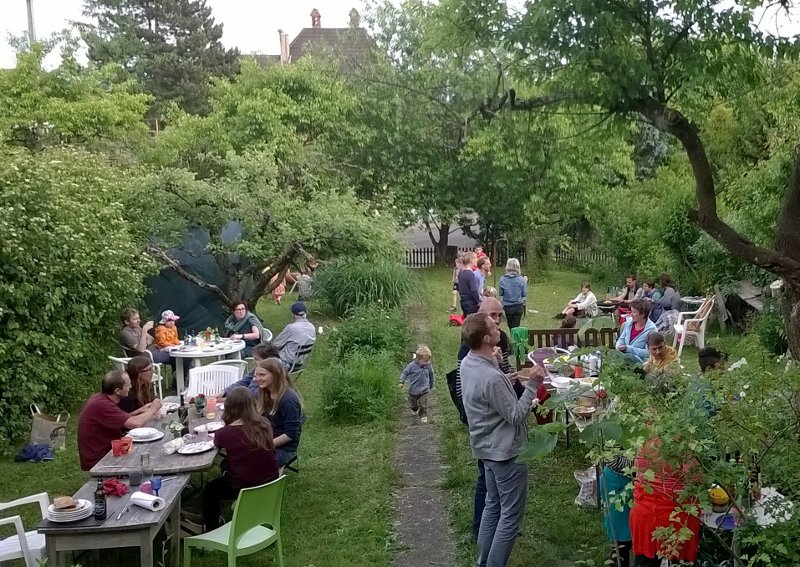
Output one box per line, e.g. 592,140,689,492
30,404,69,449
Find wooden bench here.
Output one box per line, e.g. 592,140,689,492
516,327,619,368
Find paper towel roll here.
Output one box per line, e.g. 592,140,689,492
130,491,165,511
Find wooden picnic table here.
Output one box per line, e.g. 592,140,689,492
38,474,189,567
91,402,222,477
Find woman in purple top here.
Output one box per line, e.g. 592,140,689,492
201,387,280,531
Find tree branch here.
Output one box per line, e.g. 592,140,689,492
145,245,232,305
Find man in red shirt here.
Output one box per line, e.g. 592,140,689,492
77,370,163,470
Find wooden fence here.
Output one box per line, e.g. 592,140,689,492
403,247,527,268
404,245,614,268
550,245,616,267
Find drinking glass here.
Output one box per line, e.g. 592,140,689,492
206,397,217,419
150,476,162,497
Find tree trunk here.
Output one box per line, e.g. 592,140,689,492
424,219,450,265
781,282,800,359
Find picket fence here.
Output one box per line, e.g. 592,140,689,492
403,245,613,268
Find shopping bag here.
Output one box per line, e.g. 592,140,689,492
574,465,598,507
29,404,69,450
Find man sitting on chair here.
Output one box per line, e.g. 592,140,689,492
77,370,162,470
119,308,172,365
272,302,316,370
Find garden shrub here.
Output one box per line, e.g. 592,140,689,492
321,350,401,424
314,257,416,316
329,305,412,363
0,148,150,450
751,300,788,356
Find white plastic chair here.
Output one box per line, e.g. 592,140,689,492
208,359,247,381
108,356,164,400
673,296,715,357
185,365,240,397
0,493,48,567
262,329,274,343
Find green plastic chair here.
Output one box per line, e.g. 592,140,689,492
184,475,286,567
510,327,529,362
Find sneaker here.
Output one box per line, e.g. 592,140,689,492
411,409,419,416
420,417,428,424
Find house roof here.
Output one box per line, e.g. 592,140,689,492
288,27,376,72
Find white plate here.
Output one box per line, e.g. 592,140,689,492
550,376,574,389
131,431,164,443
194,421,224,434
162,402,180,412
128,427,159,439
48,499,92,516
179,346,198,352
48,507,93,522
177,441,215,455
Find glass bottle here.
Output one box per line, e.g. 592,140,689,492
94,479,107,520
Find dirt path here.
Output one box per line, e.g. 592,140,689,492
392,308,457,567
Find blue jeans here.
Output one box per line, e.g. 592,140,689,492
276,446,296,467
473,460,487,540
477,458,528,567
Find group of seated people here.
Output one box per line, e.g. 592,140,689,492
76,301,316,535
119,300,316,369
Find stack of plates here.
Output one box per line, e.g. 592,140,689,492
128,427,165,443
47,499,93,522
178,440,215,455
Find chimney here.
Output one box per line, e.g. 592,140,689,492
311,8,321,29
278,29,290,65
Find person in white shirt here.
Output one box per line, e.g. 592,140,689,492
272,302,316,369
560,282,599,318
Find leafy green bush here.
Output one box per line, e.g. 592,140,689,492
329,305,411,363
0,148,150,449
751,301,788,356
321,350,401,423
314,258,416,316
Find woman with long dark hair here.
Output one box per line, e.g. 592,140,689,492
200,386,279,531
119,356,155,412
254,358,304,467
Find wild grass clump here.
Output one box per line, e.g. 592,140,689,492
314,257,416,316
329,305,411,363
321,350,401,424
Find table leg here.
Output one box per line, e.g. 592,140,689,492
46,538,65,567
595,462,602,509
565,407,571,448
176,358,185,393
169,493,181,567
140,530,154,567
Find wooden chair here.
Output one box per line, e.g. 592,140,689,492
673,296,715,357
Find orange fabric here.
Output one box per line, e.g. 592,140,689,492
630,439,701,562
154,324,180,348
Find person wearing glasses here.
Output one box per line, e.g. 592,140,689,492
118,356,156,412
224,301,267,358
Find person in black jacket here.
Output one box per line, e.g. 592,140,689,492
457,252,481,315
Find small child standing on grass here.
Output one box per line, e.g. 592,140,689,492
399,345,435,424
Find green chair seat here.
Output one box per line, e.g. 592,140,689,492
184,476,286,567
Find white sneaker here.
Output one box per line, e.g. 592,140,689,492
411,409,419,416
420,417,428,424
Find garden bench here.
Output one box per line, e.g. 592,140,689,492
515,327,619,369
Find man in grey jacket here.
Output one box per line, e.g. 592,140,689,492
460,313,538,567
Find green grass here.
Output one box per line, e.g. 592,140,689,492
0,295,400,567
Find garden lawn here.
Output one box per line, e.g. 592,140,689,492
0,295,399,567
422,267,611,566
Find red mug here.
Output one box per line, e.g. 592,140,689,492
574,365,584,379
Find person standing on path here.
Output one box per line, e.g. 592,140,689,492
460,313,539,567
399,345,435,424
458,252,481,315
498,258,527,330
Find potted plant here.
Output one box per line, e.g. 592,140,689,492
190,394,206,418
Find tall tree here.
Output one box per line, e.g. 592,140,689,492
82,0,239,119
459,0,800,355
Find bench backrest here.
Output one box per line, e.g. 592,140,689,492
515,327,619,368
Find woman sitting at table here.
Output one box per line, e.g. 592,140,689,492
224,301,267,358
648,273,681,326
615,299,656,365
560,282,599,318
641,278,661,302
253,358,304,468
118,356,156,413
200,387,279,532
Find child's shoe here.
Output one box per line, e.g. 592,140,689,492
412,409,419,416
420,416,428,424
